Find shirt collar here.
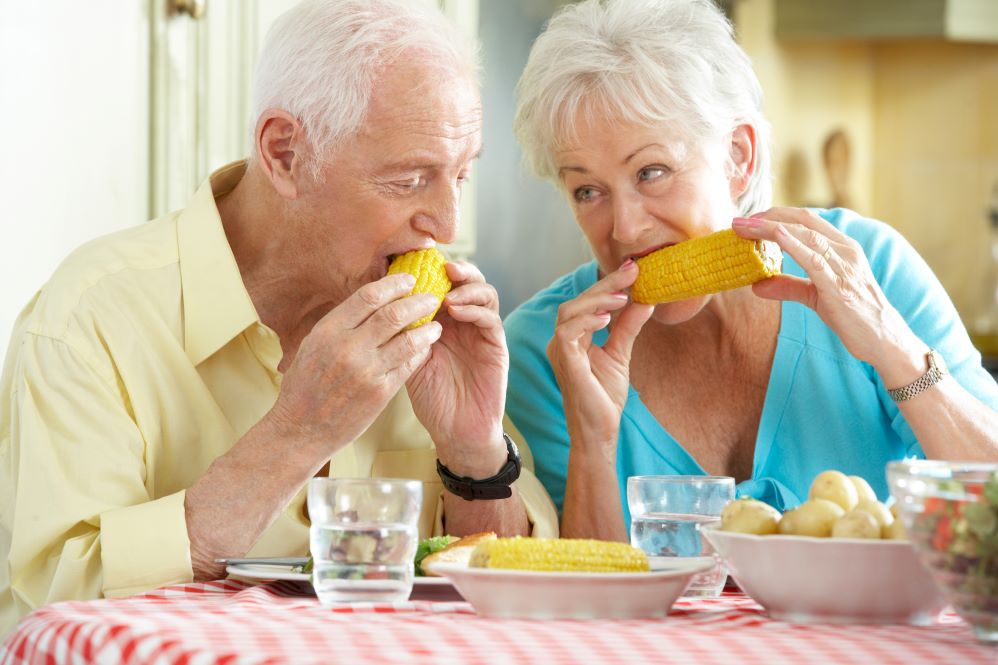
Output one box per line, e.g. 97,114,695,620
177,160,260,366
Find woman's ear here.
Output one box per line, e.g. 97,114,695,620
254,109,304,200
727,123,757,200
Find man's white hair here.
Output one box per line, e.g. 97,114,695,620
514,0,773,215
251,0,478,180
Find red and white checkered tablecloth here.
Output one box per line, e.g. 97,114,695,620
0,580,992,665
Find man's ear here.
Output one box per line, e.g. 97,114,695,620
254,109,304,200
727,123,757,200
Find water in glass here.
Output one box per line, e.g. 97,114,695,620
311,521,418,604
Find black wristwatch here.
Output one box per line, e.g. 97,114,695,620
436,433,522,500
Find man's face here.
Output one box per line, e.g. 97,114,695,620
292,58,482,304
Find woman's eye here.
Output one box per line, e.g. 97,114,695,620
638,166,667,182
573,186,598,203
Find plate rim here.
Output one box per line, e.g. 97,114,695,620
225,562,455,586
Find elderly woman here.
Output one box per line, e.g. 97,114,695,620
505,0,998,541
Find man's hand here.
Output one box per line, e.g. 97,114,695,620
406,260,508,478
271,273,444,451
186,273,443,580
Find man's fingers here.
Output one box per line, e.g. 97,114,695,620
362,293,442,344
444,280,499,310
335,274,417,329
378,321,443,369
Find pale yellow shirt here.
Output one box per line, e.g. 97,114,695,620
0,161,558,637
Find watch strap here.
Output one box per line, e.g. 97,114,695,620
887,349,947,403
436,433,522,501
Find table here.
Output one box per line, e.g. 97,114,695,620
1,580,993,665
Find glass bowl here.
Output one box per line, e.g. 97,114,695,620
887,460,998,643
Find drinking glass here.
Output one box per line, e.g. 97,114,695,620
627,475,735,597
308,477,422,605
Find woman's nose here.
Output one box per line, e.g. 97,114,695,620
611,192,652,245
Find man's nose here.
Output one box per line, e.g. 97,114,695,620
611,191,652,245
414,182,461,244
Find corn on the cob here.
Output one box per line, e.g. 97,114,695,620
631,229,782,304
468,537,649,573
387,247,452,329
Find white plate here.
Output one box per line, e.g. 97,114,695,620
225,563,459,598
701,523,947,624
429,558,713,619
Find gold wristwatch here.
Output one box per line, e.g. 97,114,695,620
887,349,948,403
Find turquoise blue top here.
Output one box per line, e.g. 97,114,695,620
505,209,998,527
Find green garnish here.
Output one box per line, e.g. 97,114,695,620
414,535,457,576
296,535,458,577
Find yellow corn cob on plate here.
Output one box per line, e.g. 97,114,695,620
631,228,782,305
469,536,649,573
387,247,452,329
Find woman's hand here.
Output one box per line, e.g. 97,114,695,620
547,261,654,452
732,208,924,379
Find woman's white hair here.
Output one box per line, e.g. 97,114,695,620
251,0,479,181
514,0,773,215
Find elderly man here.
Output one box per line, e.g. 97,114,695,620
0,0,556,635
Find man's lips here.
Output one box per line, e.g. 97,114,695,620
625,242,675,263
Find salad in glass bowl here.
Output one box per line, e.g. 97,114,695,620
887,460,998,643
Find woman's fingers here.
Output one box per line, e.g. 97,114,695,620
752,206,851,245
751,274,815,307
556,261,638,322
603,302,654,361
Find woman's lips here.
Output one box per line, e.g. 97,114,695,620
625,242,675,263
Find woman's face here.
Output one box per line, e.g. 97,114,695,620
555,113,746,323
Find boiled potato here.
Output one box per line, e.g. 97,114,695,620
832,509,881,539
854,499,894,537
809,470,859,511
848,475,878,503
720,498,782,535
778,498,845,537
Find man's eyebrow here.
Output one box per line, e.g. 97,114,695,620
381,148,483,172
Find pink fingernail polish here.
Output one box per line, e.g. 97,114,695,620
733,217,762,229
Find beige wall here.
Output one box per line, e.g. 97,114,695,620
734,0,998,323
872,43,998,319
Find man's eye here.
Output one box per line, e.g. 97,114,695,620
397,176,424,190
573,186,597,203
638,166,667,182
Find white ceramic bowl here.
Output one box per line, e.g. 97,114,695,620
701,523,946,624
429,558,713,619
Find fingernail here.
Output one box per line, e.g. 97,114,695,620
620,259,636,270
400,273,416,287
612,292,630,300
750,211,768,219
733,217,762,229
